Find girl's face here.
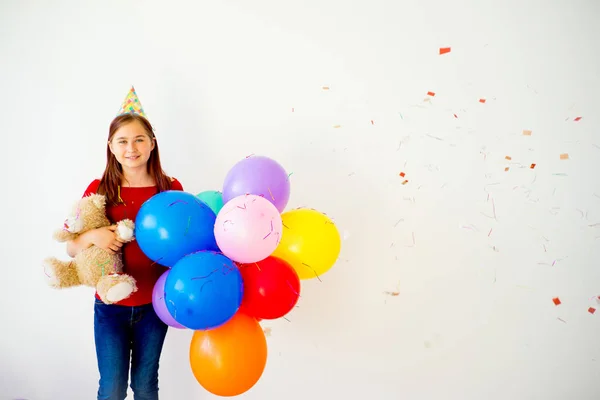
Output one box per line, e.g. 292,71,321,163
108,120,155,172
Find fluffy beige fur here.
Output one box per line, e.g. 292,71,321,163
44,194,138,304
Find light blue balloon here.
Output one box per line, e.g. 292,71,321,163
196,190,224,215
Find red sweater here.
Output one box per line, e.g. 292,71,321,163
83,178,184,306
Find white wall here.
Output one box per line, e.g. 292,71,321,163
2,0,599,398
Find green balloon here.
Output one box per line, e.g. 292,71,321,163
196,190,224,215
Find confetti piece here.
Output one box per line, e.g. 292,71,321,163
479,99,486,103
322,86,329,90
523,130,532,136
552,297,561,306
401,180,409,185
453,113,458,118
589,307,596,314
263,327,272,336
505,156,512,160
530,163,536,169
427,91,436,97
504,167,510,172
560,153,569,160
574,116,582,121
439,47,451,55
371,120,374,125
292,108,294,112
384,290,400,296
399,172,406,177
333,124,341,128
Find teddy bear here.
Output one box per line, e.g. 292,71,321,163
43,193,138,304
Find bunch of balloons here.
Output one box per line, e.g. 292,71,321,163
134,155,341,397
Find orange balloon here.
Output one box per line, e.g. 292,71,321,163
189,311,268,397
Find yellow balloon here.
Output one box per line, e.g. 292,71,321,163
272,208,341,280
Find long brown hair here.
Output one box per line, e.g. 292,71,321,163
97,113,172,205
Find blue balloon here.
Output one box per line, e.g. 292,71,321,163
135,191,219,267
164,251,243,330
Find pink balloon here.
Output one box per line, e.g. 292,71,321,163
214,194,283,263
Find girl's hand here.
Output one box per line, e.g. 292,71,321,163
92,225,125,254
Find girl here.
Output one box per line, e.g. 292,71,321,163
66,101,182,400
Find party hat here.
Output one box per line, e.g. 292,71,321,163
117,86,147,118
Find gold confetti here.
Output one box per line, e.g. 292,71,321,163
333,124,341,128
560,153,569,160
523,130,532,136
322,86,330,90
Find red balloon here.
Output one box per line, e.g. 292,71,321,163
237,256,301,319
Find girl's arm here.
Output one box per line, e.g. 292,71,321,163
66,225,124,257
66,229,97,258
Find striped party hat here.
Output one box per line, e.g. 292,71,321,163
117,86,147,118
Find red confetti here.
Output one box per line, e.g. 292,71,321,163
439,47,451,55
453,114,458,118
574,117,582,121
479,99,486,103
530,163,536,169
399,172,406,177
552,297,561,306
427,91,436,96
589,307,596,314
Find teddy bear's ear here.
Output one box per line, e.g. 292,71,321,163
90,194,107,210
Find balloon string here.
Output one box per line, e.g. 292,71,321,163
221,263,237,274
97,259,110,277
286,280,301,298
302,263,322,282
184,216,191,235
150,257,164,267
267,187,275,201
191,268,219,280
168,299,177,319
263,220,274,240
168,200,188,207
200,280,213,292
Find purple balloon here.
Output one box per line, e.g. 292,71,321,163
152,270,186,329
222,155,290,212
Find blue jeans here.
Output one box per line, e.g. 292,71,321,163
94,299,169,400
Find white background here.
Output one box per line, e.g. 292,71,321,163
1,0,599,399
